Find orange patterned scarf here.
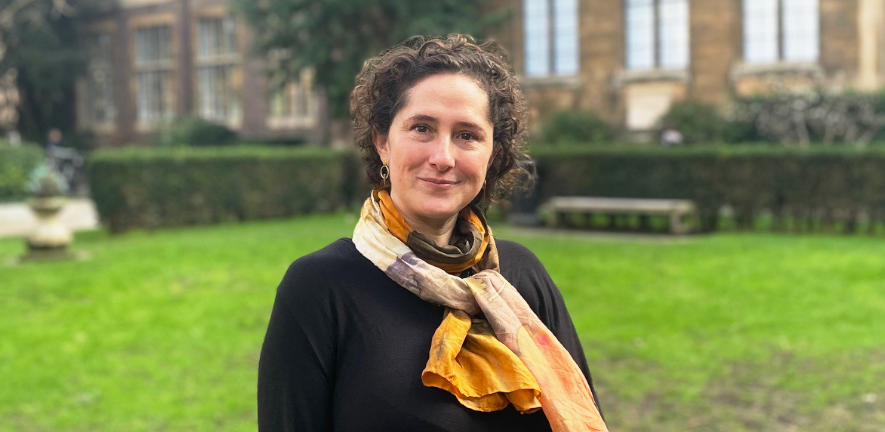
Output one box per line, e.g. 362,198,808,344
376,189,489,273
353,191,608,432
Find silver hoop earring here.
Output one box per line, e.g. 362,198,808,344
380,164,390,180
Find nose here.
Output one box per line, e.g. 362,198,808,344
428,135,455,171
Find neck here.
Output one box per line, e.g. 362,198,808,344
400,211,458,247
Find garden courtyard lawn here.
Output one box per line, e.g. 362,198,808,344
1,212,884,432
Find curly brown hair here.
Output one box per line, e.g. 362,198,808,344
350,34,531,209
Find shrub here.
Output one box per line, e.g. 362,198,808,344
154,116,238,147
537,110,614,145
657,100,732,144
530,146,885,233
733,90,885,147
0,142,45,201
87,146,356,232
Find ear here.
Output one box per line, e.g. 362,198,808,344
373,128,390,164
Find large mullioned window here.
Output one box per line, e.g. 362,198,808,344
134,25,174,124
523,0,579,77
196,16,241,124
743,0,819,64
625,0,690,71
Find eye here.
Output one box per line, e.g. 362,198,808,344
412,124,430,133
457,132,477,141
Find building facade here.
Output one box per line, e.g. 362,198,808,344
76,0,325,146
77,0,885,144
496,0,885,135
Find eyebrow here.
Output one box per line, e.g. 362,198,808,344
404,114,487,132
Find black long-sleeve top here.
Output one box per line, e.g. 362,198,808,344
258,238,602,432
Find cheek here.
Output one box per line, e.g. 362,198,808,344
477,150,495,177
467,158,491,184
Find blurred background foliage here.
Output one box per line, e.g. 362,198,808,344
153,116,239,147
86,146,360,232
0,0,96,141
232,0,510,119
536,110,615,145
0,140,44,201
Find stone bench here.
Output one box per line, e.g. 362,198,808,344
544,196,698,234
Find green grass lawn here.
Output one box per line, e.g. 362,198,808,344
2,213,883,432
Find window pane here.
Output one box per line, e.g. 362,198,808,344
135,25,171,64
524,0,550,77
268,69,317,123
83,33,116,125
553,0,579,75
196,17,240,123
198,17,236,58
224,17,237,54
198,65,240,122
134,25,172,123
136,70,172,123
743,0,778,63
626,0,655,70
659,0,689,69
782,0,818,61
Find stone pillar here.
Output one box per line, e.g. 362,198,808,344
688,0,742,106
821,0,860,83
856,0,885,90
579,0,625,121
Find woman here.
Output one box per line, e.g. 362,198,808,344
258,34,608,432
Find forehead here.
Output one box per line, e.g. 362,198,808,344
397,74,491,128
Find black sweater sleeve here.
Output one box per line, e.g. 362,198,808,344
258,257,338,432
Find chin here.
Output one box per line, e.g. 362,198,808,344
415,197,465,220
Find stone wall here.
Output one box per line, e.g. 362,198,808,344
578,0,624,120
505,0,877,135
688,0,741,106
79,0,325,146
821,0,860,83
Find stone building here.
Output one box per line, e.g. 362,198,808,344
494,0,885,136
76,0,885,144
76,0,325,146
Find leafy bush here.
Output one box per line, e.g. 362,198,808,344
537,110,614,145
733,90,885,147
530,146,885,233
0,142,45,201
87,146,357,232
657,100,730,144
154,116,238,147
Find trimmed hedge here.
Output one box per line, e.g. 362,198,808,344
88,144,885,234
0,143,45,201
87,146,359,233
530,146,885,233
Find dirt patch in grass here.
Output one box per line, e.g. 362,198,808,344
597,351,885,432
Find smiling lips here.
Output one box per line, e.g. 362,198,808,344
420,177,458,187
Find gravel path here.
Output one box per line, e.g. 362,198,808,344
0,198,99,239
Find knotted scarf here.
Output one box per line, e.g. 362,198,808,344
352,190,608,432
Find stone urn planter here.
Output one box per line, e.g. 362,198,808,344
21,165,74,261
26,196,73,255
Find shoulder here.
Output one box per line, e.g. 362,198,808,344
495,239,548,279
276,238,368,303
286,238,362,275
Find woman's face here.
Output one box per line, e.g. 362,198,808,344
374,73,494,226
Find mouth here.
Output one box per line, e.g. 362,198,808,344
420,177,459,186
